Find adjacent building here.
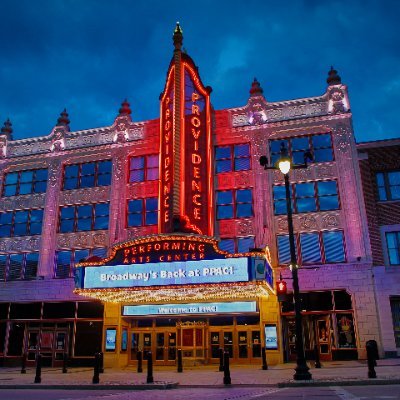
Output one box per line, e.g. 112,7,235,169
0,24,396,368
358,139,400,357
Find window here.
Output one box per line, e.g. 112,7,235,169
269,134,333,166
63,160,112,190
55,248,107,278
0,209,43,237
215,144,251,173
277,231,345,265
376,171,400,201
219,237,255,253
273,180,339,215
127,198,158,227
386,232,400,265
129,155,159,183
0,253,39,281
216,189,253,219
3,169,48,197
59,203,109,233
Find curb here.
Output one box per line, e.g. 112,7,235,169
278,379,400,387
0,382,178,390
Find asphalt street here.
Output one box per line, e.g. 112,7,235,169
1,386,400,400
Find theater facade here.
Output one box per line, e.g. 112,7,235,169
0,24,384,368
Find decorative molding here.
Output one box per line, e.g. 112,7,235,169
57,230,108,249
127,182,159,198
0,193,46,211
59,186,111,206
0,236,41,252
237,219,254,236
113,151,125,181
275,211,341,233
126,226,157,239
333,123,352,153
232,100,328,127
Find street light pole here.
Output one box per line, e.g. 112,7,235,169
283,171,312,381
260,142,312,381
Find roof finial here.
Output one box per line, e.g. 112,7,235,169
327,66,341,86
173,21,183,50
56,108,70,128
118,99,132,116
1,118,13,139
249,78,264,97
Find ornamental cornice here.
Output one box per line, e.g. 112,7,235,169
275,211,341,233
57,230,108,249
230,111,351,131
59,186,111,206
5,122,145,158
0,236,41,252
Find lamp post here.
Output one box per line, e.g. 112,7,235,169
260,143,312,381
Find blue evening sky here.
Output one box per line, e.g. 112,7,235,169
0,0,399,142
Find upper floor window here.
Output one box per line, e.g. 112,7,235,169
377,171,400,201
386,231,400,265
59,203,109,233
129,155,159,183
215,144,251,173
0,252,39,281
277,230,345,265
63,160,112,190
270,134,333,166
54,248,107,278
216,189,253,220
127,198,158,227
3,169,48,197
273,180,339,215
219,236,255,254
0,209,44,237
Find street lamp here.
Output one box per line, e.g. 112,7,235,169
260,143,312,381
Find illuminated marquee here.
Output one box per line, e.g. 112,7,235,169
83,258,249,289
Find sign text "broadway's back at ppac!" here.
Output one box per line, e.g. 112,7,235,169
83,258,249,289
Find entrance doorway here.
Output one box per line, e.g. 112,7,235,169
26,327,69,367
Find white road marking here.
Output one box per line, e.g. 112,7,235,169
331,386,361,400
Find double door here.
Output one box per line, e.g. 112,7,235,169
26,328,68,367
210,328,261,363
130,330,176,365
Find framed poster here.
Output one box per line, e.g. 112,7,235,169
121,329,128,352
264,324,278,350
105,328,117,352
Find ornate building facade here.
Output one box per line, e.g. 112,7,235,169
0,25,389,368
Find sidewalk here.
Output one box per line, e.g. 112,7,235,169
1,359,400,389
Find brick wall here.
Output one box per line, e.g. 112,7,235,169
358,145,400,265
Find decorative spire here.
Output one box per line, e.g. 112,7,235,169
56,108,70,127
1,118,13,138
327,66,341,86
249,78,264,97
118,99,132,116
173,21,183,50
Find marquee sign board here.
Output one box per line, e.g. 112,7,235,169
122,301,257,316
74,235,272,291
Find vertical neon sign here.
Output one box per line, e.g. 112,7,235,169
159,66,175,233
159,25,214,236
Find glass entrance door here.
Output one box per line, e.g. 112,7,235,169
155,331,176,363
130,332,152,362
